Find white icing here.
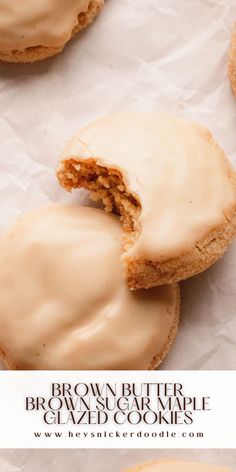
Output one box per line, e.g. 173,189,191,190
0,0,90,51
60,113,236,260
0,204,178,370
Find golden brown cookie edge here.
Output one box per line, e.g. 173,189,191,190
229,23,236,98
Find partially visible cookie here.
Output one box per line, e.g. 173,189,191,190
0,204,180,370
229,23,236,98
124,460,231,472
0,0,104,63
57,112,236,290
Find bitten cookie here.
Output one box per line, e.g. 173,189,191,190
57,112,236,290
0,0,104,63
229,23,236,98
0,204,179,370
124,460,231,472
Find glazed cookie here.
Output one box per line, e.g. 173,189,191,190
0,204,179,370
124,460,231,472
0,0,104,63
229,23,236,98
57,112,236,290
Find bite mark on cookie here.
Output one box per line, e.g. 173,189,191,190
57,157,142,253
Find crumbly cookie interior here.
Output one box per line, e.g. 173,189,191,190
58,158,141,251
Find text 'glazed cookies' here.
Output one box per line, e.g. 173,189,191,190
0,204,179,370
57,112,236,290
0,0,104,63
124,460,231,472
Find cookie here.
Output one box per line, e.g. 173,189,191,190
57,112,236,290
124,460,231,472
0,0,104,63
0,204,179,370
229,23,236,98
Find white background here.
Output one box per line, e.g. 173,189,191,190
0,371,235,449
0,0,236,371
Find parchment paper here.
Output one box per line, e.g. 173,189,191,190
0,449,235,471
0,0,235,373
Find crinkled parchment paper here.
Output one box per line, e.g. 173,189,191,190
0,0,235,375
0,449,235,471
